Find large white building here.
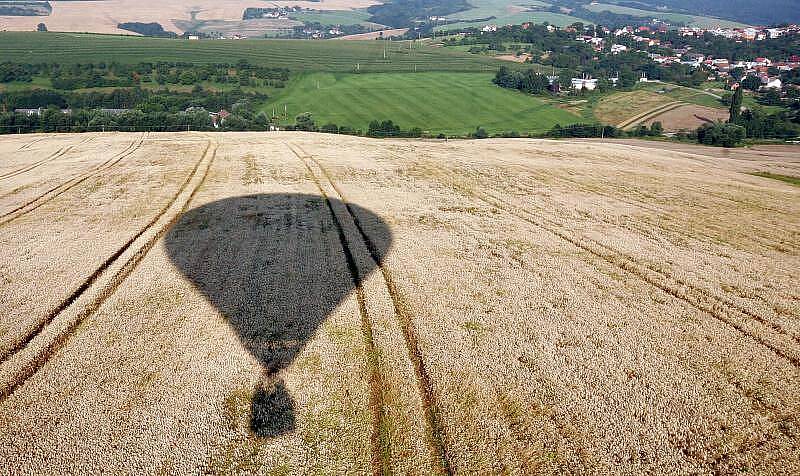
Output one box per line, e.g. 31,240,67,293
571,78,598,91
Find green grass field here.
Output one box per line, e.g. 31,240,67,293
289,9,381,27
435,0,587,30
0,32,514,73
265,72,580,135
584,3,747,28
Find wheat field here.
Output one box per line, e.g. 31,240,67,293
0,132,798,474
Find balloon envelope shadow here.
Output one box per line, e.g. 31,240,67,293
164,193,392,437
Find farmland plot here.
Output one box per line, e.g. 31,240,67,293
0,132,798,474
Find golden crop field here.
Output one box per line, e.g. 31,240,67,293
0,132,799,474
0,0,378,35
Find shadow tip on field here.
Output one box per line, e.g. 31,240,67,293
164,193,392,438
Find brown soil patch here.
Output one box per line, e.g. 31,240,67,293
495,53,531,63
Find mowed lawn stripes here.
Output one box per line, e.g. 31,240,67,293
267,72,580,135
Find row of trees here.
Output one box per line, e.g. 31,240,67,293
1,86,266,114
287,113,423,137
0,61,290,90
0,98,276,133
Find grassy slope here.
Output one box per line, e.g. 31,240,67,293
0,32,514,73
438,0,587,29
265,72,580,135
592,90,673,125
638,82,726,108
584,3,748,28
289,9,382,28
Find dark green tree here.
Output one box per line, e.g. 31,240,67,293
295,112,316,131
650,121,663,136
729,86,743,123
473,126,488,139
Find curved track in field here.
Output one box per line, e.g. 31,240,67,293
0,136,94,181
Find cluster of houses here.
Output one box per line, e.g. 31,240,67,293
244,6,302,21
678,25,800,41
691,55,799,88
572,24,799,90
299,27,345,39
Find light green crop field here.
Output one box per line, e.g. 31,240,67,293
265,72,580,135
438,12,589,31
0,32,514,73
437,0,587,29
445,0,552,21
584,3,747,28
289,9,382,28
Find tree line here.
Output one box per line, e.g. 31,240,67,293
0,60,290,90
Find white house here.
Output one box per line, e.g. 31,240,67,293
610,44,628,54
762,77,782,89
571,78,598,91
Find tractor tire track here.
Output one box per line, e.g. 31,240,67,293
17,137,46,151
0,136,93,181
416,160,800,368
285,142,388,476
0,140,217,399
617,101,682,130
0,133,147,227
291,143,452,475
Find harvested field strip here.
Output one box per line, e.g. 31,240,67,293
419,160,800,367
618,101,683,129
0,133,147,226
288,142,444,474
285,142,387,475
301,147,452,475
0,140,217,398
